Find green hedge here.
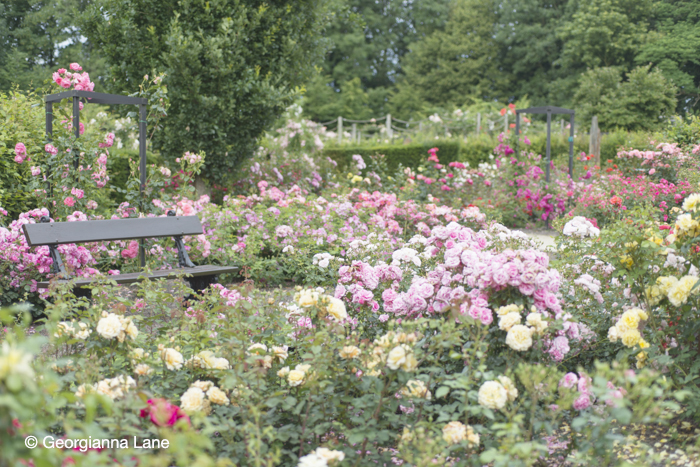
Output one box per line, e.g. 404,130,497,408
324,131,654,175
323,141,463,171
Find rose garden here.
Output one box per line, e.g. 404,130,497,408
1,59,700,467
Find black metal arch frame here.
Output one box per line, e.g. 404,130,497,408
45,90,149,267
515,106,575,182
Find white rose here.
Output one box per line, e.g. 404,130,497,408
298,453,326,467
272,345,288,362
180,387,207,412
478,380,507,410
505,325,533,351
386,345,408,370
162,348,184,370
314,447,345,463
96,313,122,339
326,297,348,321
134,364,153,376
497,375,518,402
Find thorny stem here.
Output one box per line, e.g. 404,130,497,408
298,392,313,458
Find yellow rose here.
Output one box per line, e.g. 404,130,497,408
400,379,431,400
497,375,518,402
675,213,697,233
180,387,208,412
498,312,521,332
636,351,648,369
668,275,698,307
683,193,700,212
478,380,507,410
526,312,547,334
496,304,520,316
386,345,407,370
296,289,319,307
161,348,184,370
621,329,641,348
277,366,290,378
287,370,305,387
272,346,288,363
207,387,230,405
134,364,153,376
620,310,640,330
639,339,650,349
326,297,348,321
339,346,361,359
442,421,467,445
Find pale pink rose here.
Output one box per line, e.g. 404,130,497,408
559,372,578,389
63,197,75,207
572,394,591,410
69,62,82,71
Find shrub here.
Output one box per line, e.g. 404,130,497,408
323,141,462,171
0,90,43,221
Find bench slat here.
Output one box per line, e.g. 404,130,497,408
37,265,239,288
23,216,203,247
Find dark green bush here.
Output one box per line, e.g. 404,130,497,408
324,141,462,170
107,149,161,206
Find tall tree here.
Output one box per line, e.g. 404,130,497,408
82,0,336,187
0,0,105,92
303,0,450,120
389,0,504,118
493,0,572,105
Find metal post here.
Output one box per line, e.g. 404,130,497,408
386,114,392,139
476,113,481,135
569,113,575,179
561,119,565,138
546,110,551,183
337,117,343,144
72,96,80,169
515,112,520,155
45,101,53,200
352,123,357,143
139,103,147,269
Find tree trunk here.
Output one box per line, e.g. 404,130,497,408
194,175,211,199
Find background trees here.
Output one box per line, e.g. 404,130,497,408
3,0,700,186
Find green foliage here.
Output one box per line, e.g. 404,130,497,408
664,114,700,146
107,149,162,206
573,65,677,132
0,90,42,220
81,0,337,186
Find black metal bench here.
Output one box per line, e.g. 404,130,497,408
22,211,237,297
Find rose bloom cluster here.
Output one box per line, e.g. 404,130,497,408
96,312,139,342
180,380,230,414
52,63,95,91
297,447,345,467
363,330,422,376
246,342,288,371
334,221,591,362
75,375,136,401
562,216,600,238
607,308,651,368
558,371,628,411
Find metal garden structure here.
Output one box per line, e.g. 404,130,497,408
515,106,575,182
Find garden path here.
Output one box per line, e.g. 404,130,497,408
517,229,557,249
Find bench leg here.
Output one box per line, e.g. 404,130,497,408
186,274,219,296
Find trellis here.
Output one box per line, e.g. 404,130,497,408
44,90,149,266
515,106,575,182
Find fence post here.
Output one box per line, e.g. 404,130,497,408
386,114,393,139
358,131,362,143
589,116,601,167
504,113,508,134
476,113,481,135
337,116,343,144
352,123,357,143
